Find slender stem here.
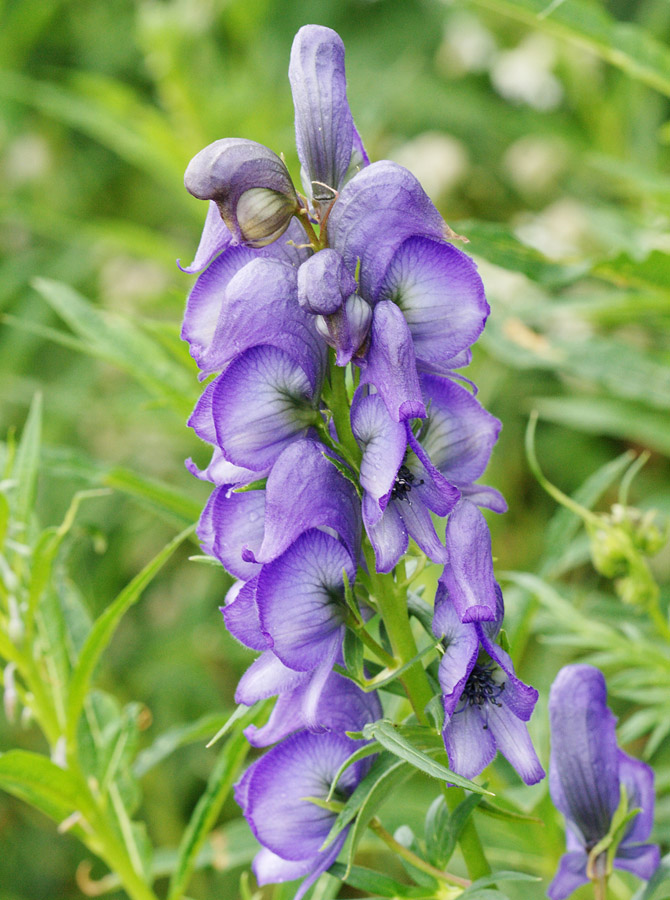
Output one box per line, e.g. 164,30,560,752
368,817,470,889
361,541,491,880
324,353,362,467
355,622,397,669
295,208,321,249
593,875,608,900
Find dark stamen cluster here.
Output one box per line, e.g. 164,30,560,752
391,464,421,501
462,663,505,715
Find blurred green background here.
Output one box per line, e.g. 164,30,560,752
1,0,669,897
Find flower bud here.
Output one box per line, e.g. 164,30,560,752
315,293,372,365
184,138,299,248
297,249,357,314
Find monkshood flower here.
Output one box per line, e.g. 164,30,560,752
235,731,372,898
352,374,504,581
432,572,544,784
548,665,659,899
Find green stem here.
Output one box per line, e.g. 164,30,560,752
593,875,608,900
361,542,491,880
368,817,470,889
324,353,362,467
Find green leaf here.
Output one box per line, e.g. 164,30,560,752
32,278,195,418
65,525,194,755
343,628,365,683
322,752,410,851
102,467,202,527
133,712,232,778
329,863,436,898
462,871,542,893
466,0,670,98
360,720,491,794
12,392,42,533
533,397,670,458
0,750,89,828
166,704,267,900
425,793,483,869
476,799,543,825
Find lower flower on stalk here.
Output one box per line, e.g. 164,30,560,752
548,664,659,899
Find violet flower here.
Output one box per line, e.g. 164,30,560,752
235,731,372,899
548,665,659,899
433,576,544,785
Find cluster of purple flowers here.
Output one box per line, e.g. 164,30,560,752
181,23,544,894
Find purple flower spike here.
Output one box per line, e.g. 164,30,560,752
185,138,298,247
548,665,660,899
378,236,489,375
289,25,362,203
433,586,544,786
237,730,370,899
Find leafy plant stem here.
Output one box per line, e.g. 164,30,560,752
362,539,491,879
594,875,608,900
367,817,470,888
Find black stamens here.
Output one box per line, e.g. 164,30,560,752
461,663,506,715
391,464,423,502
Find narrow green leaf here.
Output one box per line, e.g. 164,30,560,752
463,871,542,893
466,0,670,98
343,628,365,683
327,743,382,802
166,705,266,900
0,750,89,827
425,792,483,869
32,278,195,418
12,392,42,532
65,525,194,754
329,862,434,898
361,721,491,795
133,712,232,778
102,468,202,527
322,753,408,850
476,799,543,825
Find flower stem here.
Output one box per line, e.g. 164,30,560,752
368,817,470,889
361,540,491,880
593,875,609,900
324,353,361,467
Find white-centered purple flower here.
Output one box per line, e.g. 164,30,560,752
433,581,544,785
548,665,659,899
235,731,372,899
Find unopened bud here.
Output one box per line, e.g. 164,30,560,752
297,249,357,314
185,138,298,247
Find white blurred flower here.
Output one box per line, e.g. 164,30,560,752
504,136,567,193
438,12,497,75
515,197,589,260
390,131,468,198
491,34,563,111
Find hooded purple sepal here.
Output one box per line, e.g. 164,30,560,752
327,160,446,301
378,236,489,374
548,665,660,899
359,301,425,422
236,730,370,898
212,345,319,470
197,257,325,384
185,138,299,248
418,374,502,489
433,586,544,786
256,528,355,671
441,499,498,622
250,439,361,565
315,294,373,366
289,25,359,202
200,485,265,581
178,200,233,273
